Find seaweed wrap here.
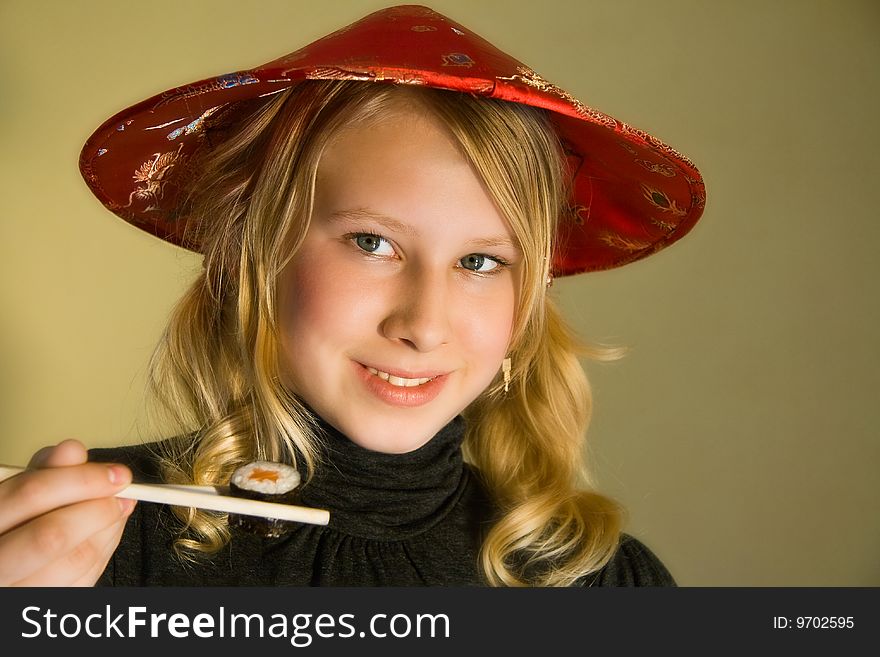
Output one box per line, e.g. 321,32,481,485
228,461,302,537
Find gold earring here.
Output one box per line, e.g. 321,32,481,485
502,357,512,393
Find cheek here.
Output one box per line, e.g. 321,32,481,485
279,253,382,354
454,283,517,359
282,269,340,337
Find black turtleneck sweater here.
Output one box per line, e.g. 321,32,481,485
90,416,675,586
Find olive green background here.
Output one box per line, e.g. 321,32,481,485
1,0,877,586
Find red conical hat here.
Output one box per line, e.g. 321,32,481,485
79,4,706,276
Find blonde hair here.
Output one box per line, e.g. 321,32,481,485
148,80,624,586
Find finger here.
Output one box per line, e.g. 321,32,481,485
0,496,131,585
69,510,133,587
0,462,131,534
13,510,131,587
27,439,88,469
12,503,134,587
73,511,132,587
73,500,134,587
26,446,55,469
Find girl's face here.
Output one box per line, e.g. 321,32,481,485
278,102,521,453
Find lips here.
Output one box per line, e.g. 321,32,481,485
365,366,434,387
355,361,449,407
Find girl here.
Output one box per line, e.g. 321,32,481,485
0,5,704,586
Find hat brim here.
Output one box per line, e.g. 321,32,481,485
79,4,705,276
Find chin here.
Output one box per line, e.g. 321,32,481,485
343,415,443,454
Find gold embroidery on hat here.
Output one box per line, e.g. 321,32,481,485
568,205,590,226
636,159,676,177
620,122,698,173
166,106,222,141
640,184,687,217
153,73,259,110
600,233,654,252
650,217,677,233
126,144,185,211
617,140,638,155
655,142,697,171
441,53,475,67
304,67,426,86
304,68,376,81
498,67,616,128
411,25,437,32
682,175,706,209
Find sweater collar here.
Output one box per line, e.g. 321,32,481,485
298,415,467,540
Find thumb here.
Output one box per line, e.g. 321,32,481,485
27,439,89,469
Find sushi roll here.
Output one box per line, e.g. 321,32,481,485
228,461,302,538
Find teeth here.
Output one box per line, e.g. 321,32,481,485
366,366,434,387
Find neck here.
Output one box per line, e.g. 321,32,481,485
297,413,468,540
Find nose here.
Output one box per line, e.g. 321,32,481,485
380,268,451,352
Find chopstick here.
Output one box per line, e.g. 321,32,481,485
0,465,330,526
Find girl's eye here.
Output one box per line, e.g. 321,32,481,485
460,253,500,273
352,233,394,256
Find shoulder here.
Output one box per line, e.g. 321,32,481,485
582,533,677,587
89,436,194,484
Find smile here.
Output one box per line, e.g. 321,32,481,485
365,367,434,387
355,361,449,408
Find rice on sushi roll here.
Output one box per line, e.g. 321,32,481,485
228,461,302,537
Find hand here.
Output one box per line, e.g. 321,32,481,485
0,439,135,586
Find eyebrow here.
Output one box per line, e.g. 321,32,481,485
327,208,520,251
327,208,417,237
